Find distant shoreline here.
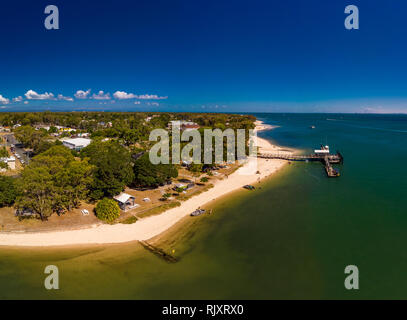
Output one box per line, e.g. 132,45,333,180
254,120,278,132
0,123,290,247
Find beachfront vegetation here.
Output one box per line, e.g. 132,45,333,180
15,146,94,220
133,153,178,188
188,163,204,173
80,140,135,199
95,198,120,222
120,216,138,224
137,201,181,219
0,176,19,207
162,193,172,200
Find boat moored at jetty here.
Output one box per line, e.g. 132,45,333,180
314,145,330,154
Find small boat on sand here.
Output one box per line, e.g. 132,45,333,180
190,209,206,216
243,185,255,190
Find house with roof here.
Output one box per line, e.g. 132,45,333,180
0,156,15,170
168,120,200,131
58,126,76,133
113,193,139,211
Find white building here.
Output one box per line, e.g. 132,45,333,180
62,138,92,151
0,156,15,170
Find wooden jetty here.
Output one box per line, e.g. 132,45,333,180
138,240,178,263
258,146,343,177
323,155,341,177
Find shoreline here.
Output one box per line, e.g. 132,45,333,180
0,125,290,247
254,120,277,132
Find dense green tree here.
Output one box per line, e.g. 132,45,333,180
48,126,58,133
95,198,120,222
14,125,47,149
0,176,19,207
121,129,140,146
40,144,73,158
188,163,203,173
133,153,178,188
52,158,94,212
0,146,8,158
16,166,55,220
34,140,56,155
16,146,94,220
81,140,135,199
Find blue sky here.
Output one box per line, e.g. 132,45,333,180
0,0,407,113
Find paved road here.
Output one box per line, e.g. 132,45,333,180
3,134,30,164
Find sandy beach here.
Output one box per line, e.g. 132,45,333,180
0,126,289,247
254,120,277,132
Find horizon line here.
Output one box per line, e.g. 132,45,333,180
1,110,407,115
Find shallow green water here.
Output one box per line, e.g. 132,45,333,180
1,113,406,299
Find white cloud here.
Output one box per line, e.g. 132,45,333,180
74,89,91,99
25,90,55,100
0,94,10,104
113,91,137,99
24,101,29,104
134,101,141,105
92,90,111,100
147,102,159,106
113,91,168,100
57,94,74,101
12,96,23,102
135,94,168,100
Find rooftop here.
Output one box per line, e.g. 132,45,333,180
113,193,135,204
62,138,92,147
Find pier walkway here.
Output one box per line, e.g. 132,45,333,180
258,151,343,177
